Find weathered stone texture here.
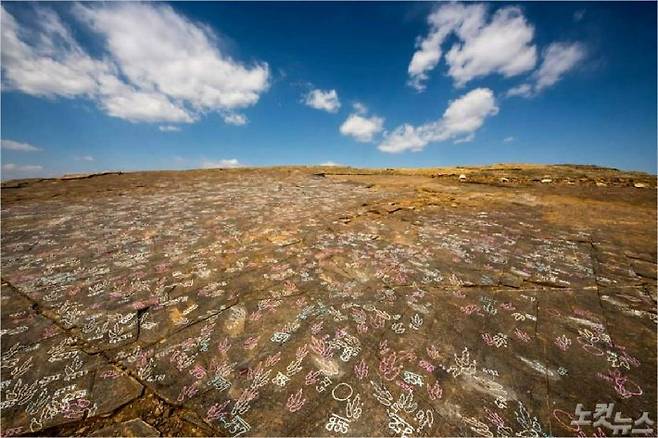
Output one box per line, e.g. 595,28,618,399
1,166,655,436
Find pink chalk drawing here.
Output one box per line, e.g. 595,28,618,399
554,335,572,351
310,335,334,358
500,302,516,311
426,344,441,361
100,368,121,379
597,369,643,399
305,370,321,385
514,327,531,343
296,343,309,360
370,313,386,329
217,337,231,354
286,388,306,413
243,336,260,350
248,310,263,321
354,358,369,380
418,359,435,373
379,352,403,381
310,321,324,335
265,352,282,368
206,400,230,421
177,383,199,402
379,339,390,355
427,381,443,400
460,304,481,316
190,364,207,379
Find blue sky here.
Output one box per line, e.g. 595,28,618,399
1,1,656,179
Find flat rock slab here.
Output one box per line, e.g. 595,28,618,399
91,418,160,437
1,167,656,437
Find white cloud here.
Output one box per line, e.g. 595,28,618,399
506,83,533,98
159,125,181,132
1,6,111,98
222,113,247,126
352,102,368,114
304,89,340,113
378,88,498,153
503,136,515,143
435,88,499,137
408,3,537,90
74,155,95,161
534,42,585,91
378,124,428,153
454,133,475,144
446,7,537,88
201,158,243,169
506,42,585,98
76,3,269,114
340,113,384,143
320,161,342,167
408,3,479,91
1,3,269,125
97,76,194,123
1,139,42,152
2,163,44,173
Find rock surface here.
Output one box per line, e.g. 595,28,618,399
1,164,656,437
90,419,160,437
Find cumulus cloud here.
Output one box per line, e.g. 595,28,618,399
76,3,269,114
506,42,585,98
407,3,488,90
74,155,95,161
340,113,384,143
408,3,537,90
503,136,515,143
378,88,498,153
320,161,342,167
1,139,42,151
304,89,340,113
1,6,110,98
201,158,243,169
222,113,247,126
98,75,194,123
1,3,269,124
159,125,181,132
379,124,428,153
